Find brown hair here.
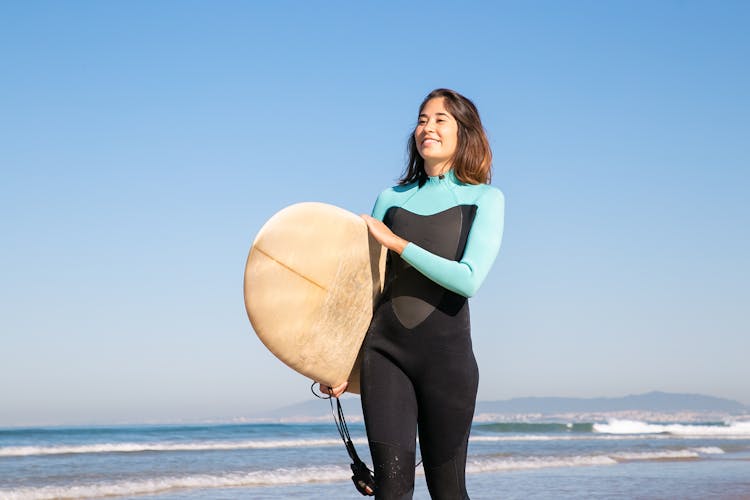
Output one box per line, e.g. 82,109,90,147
400,88,492,187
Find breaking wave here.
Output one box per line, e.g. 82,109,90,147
0,437,368,457
593,419,750,436
0,447,726,499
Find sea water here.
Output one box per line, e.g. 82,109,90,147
1,417,749,499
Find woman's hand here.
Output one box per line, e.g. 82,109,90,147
361,214,408,254
320,380,348,398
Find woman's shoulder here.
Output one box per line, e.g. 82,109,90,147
370,181,418,219
481,183,504,202
376,181,419,203
457,181,504,206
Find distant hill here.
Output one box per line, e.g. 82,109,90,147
475,391,747,414
251,391,747,421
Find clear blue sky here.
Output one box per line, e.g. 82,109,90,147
1,1,748,426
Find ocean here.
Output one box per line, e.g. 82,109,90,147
2,414,749,499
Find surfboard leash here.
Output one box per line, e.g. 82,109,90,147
311,382,376,496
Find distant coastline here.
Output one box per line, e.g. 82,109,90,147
3,391,748,429
243,391,750,425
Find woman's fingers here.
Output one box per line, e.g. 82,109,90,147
319,381,348,398
360,215,407,254
360,215,381,237
330,381,348,397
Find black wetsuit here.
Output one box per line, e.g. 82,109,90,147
360,170,505,499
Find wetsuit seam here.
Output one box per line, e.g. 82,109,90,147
370,439,414,450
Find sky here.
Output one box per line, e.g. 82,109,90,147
1,1,748,427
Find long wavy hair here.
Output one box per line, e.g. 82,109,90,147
400,88,493,187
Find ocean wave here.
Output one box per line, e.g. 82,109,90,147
692,446,726,454
469,434,665,442
610,447,724,461
592,419,750,436
467,455,617,472
467,445,725,473
0,447,726,499
471,435,571,442
0,437,368,457
4,423,742,459
473,422,594,433
2,432,719,458
0,435,598,457
0,466,351,500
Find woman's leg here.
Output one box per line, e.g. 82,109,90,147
416,350,479,500
361,345,419,499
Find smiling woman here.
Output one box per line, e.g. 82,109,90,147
325,89,505,499
414,98,459,175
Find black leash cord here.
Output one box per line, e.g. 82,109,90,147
309,381,423,491
311,382,376,496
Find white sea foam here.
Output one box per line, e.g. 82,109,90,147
611,447,724,461
4,422,743,459
469,434,670,442
692,446,725,454
0,466,351,500
470,435,567,442
2,432,710,458
0,447,726,499
0,456,624,499
467,455,618,473
0,437,369,457
592,419,750,436
467,446,725,474
0,434,672,458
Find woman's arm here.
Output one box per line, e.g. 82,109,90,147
364,186,504,298
372,187,504,298
401,188,504,297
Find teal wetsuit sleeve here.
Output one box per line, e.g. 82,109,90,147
370,189,392,221
400,188,505,298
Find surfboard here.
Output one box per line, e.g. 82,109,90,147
244,202,387,394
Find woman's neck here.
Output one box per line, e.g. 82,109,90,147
423,160,452,178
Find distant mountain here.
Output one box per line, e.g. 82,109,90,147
475,391,747,414
251,391,747,421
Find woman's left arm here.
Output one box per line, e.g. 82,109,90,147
399,188,505,297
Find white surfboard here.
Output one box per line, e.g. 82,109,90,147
244,202,386,393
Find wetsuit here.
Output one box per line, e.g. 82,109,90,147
360,169,505,499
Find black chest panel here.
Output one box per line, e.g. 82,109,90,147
382,205,478,328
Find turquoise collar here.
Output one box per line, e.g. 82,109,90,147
426,169,460,185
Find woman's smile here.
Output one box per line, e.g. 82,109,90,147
415,97,458,175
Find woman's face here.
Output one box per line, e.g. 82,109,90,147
415,97,459,173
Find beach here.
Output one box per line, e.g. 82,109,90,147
2,415,749,499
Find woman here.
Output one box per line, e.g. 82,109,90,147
327,88,504,499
